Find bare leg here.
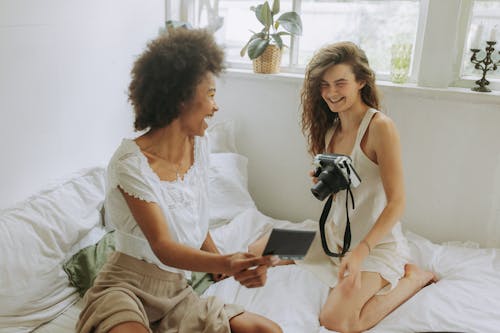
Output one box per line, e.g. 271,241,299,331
357,264,436,330
108,321,149,333
320,264,435,333
229,312,282,333
248,232,294,265
247,231,270,255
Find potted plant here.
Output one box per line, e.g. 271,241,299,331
240,0,302,74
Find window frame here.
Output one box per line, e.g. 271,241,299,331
165,0,500,91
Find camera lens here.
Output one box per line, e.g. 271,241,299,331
311,181,331,201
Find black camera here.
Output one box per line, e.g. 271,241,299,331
311,154,361,201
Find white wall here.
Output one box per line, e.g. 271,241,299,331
215,72,500,248
1,1,499,248
0,0,164,208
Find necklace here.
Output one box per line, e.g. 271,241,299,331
144,151,186,179
170,160,185,179
139,136,193,180
141,146,192,180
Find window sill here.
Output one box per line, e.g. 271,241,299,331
222,68,500,105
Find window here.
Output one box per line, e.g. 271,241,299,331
297,0,419,76
167,0,500,90
170,0,420,79
217,0,294,66
461,0,500,80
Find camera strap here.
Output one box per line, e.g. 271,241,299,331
319,180,355,258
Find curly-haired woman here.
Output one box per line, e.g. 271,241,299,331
76,28,282,333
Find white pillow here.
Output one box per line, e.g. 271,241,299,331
209,207,274,254
0,167,106,332
208,153,256,228
206,119,238,154
206,119,256,228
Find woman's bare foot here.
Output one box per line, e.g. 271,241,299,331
404,263,437,288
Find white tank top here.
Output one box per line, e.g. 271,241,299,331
324,108,406,249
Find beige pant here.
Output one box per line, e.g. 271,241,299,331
76,252,244,333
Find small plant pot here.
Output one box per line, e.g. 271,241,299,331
252,45,282,74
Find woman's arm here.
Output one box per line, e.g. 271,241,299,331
119,188,270,276
201,232,231,281
361,114,405,250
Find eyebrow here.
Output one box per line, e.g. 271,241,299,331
320,78,348,84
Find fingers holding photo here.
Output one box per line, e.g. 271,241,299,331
234,264,269,288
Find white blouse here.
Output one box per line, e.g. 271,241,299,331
104,135,209,279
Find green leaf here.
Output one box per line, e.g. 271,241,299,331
271,33,284,49
255,2,273,29
240,32,266,57
277,31,291,37
240,39,253,57
248,38,270,59
276,12,303,35
272,0,280,15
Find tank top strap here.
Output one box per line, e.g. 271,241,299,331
354,109,378,147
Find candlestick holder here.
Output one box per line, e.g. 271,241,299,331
470,41,499,92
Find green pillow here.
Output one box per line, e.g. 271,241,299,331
63,230,215,297
63,231,116,297
188,271,215,296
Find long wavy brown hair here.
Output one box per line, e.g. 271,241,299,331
300,41,380,156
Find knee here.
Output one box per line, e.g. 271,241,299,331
319,311,360,333
230,315,282,333
319,311,342,332
249,321,282,333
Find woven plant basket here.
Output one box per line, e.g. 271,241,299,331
253,44,282,74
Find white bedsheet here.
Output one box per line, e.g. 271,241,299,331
204,208,500,333
33,208,500,333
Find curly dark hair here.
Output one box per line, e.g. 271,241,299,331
300,41,380,156
129,28,225,131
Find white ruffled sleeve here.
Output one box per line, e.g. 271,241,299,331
112,153,159,204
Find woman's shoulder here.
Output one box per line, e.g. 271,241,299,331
108,139,147,172
367,110,400,147
369,110,397,133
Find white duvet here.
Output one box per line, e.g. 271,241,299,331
35,207,500,333
206,207,500,333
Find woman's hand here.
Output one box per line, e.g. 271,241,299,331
309,169,319,184
337,245,369,289
211,273,229,282
224,253,279,288
224,252,279,275
234,264,269,288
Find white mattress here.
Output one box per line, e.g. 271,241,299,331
34,209,500,333
207,228,500,333
32,299,84,333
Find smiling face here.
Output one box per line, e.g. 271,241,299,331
178,72,218,136
320,63,366,115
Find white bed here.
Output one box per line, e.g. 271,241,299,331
206,208,500,333
8,120,500,333
34,206,500,333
